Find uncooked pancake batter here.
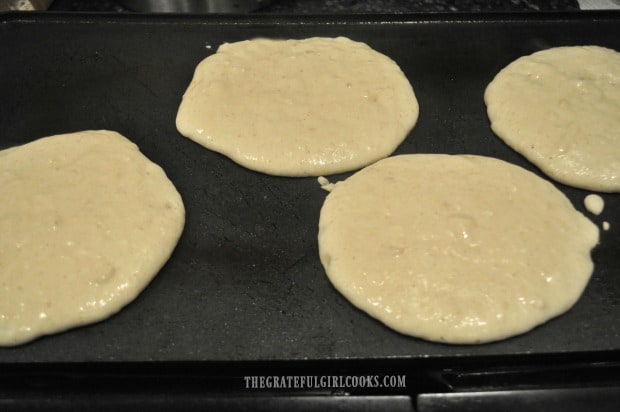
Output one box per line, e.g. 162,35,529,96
318,154,598,344
0,130,185,346
176,37,419,176
584,194,605,215
485,46,620,192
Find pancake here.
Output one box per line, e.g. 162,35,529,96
318,154,598,344
176,36,419,176
485,46,620,192
0,130,185,346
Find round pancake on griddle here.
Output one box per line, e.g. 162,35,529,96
176,37,419,176
485,46,620,192
0,130,185,346
318,154,598,344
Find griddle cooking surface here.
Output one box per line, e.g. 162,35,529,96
0,12,619,363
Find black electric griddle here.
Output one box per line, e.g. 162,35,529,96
0,11,619,410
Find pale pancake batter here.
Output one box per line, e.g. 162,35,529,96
176,37,419,176
485,46,620,192
317,176,335,192
0,130,185,346
584,194,605,215
318,154,599,344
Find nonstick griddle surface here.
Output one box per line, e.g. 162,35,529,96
0,12,618,363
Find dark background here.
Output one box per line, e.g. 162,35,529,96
49,0,581,12
1,2,619,410
1,9,619,364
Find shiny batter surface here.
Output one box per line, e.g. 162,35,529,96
0,130,185,346
176,37,419,176
318,154,598,344
485,46,620,192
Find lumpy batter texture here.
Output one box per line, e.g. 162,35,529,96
485,46,620,192
0,130,185,346
318,154,598,344
176,37,419,176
